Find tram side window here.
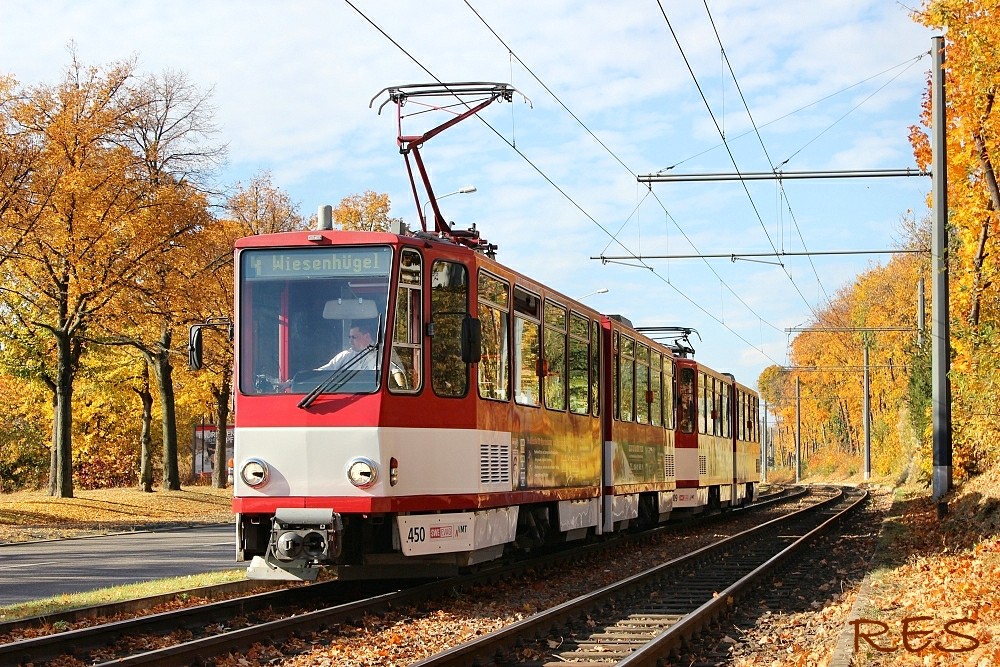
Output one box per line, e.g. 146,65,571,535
619,335,635,422
699,372,709,435
715,380,723,436
664,357,674,430
591,321,600,417
513,287,541,406
737,392,745,440
677,367,695,433
742,392,749,441
636,344,650,424
478,272,510,401
650,351,662,426
543,302,567,411
714,379,723,436
568,313,590,414
430,260,469,398
612,332,619,419
722,384,730,437
391,249,422,393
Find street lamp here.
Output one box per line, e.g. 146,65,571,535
423,185,477,222
576,287,609,301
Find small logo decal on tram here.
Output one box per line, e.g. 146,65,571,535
429,524,469,539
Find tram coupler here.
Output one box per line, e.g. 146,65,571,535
246,508,343,581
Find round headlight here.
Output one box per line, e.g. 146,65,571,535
346,457,378,489
240,458,269,487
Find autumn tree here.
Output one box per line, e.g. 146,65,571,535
764,227,930,480
332,190,402,232
189,173,306,488
227,171,303,235
94,69,222,491
912,1,1000,475
0,55,209,497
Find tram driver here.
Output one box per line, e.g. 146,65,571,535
317,321,408,388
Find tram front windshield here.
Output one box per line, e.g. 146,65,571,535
238,246,393,395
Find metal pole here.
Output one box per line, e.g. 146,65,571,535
931,35,952,499
761,399,768,484
863,345,871,481
795,377,801,484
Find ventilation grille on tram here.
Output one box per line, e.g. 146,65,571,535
480,442,511,485
663,454,675,478
699,456,708,475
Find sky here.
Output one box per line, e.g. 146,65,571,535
0,1,936,392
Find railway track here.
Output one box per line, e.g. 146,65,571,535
0,485,802,666
410,486,864,667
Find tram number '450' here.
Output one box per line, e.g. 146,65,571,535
406,526,426,543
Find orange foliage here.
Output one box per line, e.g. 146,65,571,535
911,0,1000,476
332,190,402,232
763,243,929,481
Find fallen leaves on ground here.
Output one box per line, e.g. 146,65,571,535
0,485,233,543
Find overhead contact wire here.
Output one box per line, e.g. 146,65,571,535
346,0,785,365
464,0,784,339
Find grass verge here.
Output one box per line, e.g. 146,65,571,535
0,568,247,623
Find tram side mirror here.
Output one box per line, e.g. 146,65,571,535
461,315,481,364
189,325,204,371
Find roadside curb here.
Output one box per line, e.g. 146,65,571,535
0,521,234,547
828,489,901,666
828,566,877,666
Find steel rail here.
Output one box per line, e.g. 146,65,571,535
617,488,867,666
0,580,386,666
2,487,803,666
408,487,862,667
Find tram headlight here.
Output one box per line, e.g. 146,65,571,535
240,458,269,488
346,457,378,489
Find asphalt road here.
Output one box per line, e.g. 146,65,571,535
0,524,240,605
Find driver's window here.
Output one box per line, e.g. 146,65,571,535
391,249,422,393
430,260,469,397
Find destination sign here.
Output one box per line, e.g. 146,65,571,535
242,247,391,280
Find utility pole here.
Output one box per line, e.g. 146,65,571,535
863,344,872,481
761,399,768,484
931,35,952,500
795,377,801,484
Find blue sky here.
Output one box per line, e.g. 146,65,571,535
1,1,935,390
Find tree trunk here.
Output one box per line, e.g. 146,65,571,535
50,332,75,498
970,95,1000,326
151,327,181,490
968,203,992,326
137,362,155,493
48,393,58,496
211,371,232,489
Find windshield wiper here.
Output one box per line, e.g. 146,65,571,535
297,344,377,409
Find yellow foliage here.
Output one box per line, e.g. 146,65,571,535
333,190,401,232
763,234,930,483
912,1,1000,477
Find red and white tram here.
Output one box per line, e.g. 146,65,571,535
192,82,760,580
